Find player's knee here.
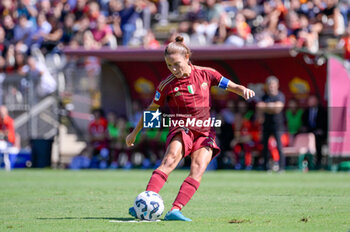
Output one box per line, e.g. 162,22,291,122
190,160,206,178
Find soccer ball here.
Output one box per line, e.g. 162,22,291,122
133,191,164,221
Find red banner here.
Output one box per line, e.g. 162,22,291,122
116,55,327,108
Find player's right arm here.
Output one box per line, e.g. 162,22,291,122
126,75,170,147
125,101,160,147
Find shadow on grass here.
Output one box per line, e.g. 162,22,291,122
37,217,134,221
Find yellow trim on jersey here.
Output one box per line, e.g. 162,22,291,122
159,75,175,91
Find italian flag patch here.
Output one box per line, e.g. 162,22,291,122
187,85,195,94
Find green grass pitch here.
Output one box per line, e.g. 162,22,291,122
0,170,350,232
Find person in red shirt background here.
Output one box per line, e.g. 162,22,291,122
88,108,109,168
0,105,15,145
340,24,350,60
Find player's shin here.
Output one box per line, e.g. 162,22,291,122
146,169,168,193
171,176,200,211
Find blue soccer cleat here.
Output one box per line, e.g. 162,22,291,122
129,207,137,218
164,209,192,221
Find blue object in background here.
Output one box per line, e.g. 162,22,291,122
206,156,218,171
0,151,31,169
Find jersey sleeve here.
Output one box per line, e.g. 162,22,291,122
207,69,223,87
207,69,230,90
153,84,167,106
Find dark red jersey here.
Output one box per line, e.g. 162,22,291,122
154,64,224,132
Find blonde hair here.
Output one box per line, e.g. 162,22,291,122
164,35,191,57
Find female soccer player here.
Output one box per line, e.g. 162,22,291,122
126,36,255,221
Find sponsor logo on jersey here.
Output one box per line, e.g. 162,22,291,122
175,92,182,97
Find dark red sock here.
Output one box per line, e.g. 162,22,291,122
171,177,200,211
146,169,168,193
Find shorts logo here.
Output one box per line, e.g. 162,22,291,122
154,91,161,101
187,85,195,94
143,109,162,128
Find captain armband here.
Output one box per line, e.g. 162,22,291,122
218,77,229,90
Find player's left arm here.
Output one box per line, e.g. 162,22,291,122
225,80,255,100
208,70,254,100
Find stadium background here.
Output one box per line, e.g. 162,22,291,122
0,0,350,170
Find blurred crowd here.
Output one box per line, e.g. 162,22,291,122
1,0,350,71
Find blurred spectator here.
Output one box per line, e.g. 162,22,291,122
339,23,350,60
297,14,322,53
237,98,254,120
88,1,101,25
158,0,169,26
218,100,235,167
0,105,15,146
16,0,38,23
206,0,224,23
318,0,345,36
0,58,5,105
31,12,52,48
257,76,285,171
169,0,181,18
256,29,275,47
187,0,207,22
107,112,120,168
61,13,76,45
20,56,57,99
130,101,143,128
5,44,16,72
225,12,253,46
285,98,303,136
301,95,327,169
14,15,33,47
91,14,117,48
274,23,296,45
88,108,109,168
72,0,89,21
242,0,264,34
143,30,160,48
212,13,230,44
38,0,53,16
0,0,15,18
107,0,123,40
40,15,63,54
2,15,15,44
119,0,142,46
231,112,254,170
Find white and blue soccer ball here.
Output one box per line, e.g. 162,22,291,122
133,191,164,221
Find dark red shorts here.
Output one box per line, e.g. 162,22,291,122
165,127,221,159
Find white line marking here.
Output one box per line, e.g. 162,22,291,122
109,220,161,223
